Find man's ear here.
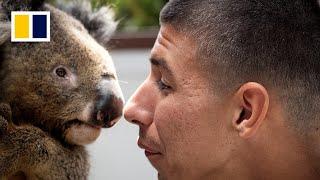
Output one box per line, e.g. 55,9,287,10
232,82,269,138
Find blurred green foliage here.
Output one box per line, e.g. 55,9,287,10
50,0,167,30
91,0,168,30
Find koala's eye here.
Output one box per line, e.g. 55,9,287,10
55,67,67,78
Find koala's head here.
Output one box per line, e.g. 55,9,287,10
0,0,124,145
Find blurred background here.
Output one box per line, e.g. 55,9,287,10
92,0,167,30
51,0,168,179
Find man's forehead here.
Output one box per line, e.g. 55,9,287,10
152,25,197,68
150,27,173,57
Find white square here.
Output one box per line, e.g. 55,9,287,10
11,11,50,42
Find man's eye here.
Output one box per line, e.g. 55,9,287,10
156,79,172,92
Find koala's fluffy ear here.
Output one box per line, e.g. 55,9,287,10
0,22,10,45
1,0,45,13
0,4,10,45
57,0,117,47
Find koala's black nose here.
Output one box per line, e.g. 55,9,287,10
96,94,124,128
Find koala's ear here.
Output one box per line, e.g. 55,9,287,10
0,0,45,44
0,22,10,45
1,0,45,17
57,0,118,47
0,5,10,45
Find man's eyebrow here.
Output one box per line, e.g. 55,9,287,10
150,57,174,76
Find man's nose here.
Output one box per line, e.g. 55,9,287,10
95,93,124,128
124,82,155,127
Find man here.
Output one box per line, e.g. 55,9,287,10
124,0,320,179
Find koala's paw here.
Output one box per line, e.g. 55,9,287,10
0,124,50,176
0,103,12,121
0,103,12,135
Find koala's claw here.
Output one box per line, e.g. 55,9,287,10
0,103,12,122
0,103,12,135
0,116,8,135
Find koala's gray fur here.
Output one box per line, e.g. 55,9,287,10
0,0,123,179
56,0,118,46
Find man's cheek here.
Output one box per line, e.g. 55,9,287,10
155,103,186,144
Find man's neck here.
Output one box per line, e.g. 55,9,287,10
211,129,320,180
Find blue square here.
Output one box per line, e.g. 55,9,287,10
33,15,47,38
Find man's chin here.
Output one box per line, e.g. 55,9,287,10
158,173,167,180
64,123,102,145
151,160,169,180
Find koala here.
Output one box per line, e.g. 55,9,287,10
0,0,124,179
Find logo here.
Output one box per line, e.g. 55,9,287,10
11,11,50,42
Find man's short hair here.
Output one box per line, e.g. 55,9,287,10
160,0,320,131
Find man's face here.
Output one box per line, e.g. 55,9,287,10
124,25,235,179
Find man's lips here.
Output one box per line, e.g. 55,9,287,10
137,139,162,157
144,150,161,157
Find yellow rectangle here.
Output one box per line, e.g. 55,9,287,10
15,15,29,38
